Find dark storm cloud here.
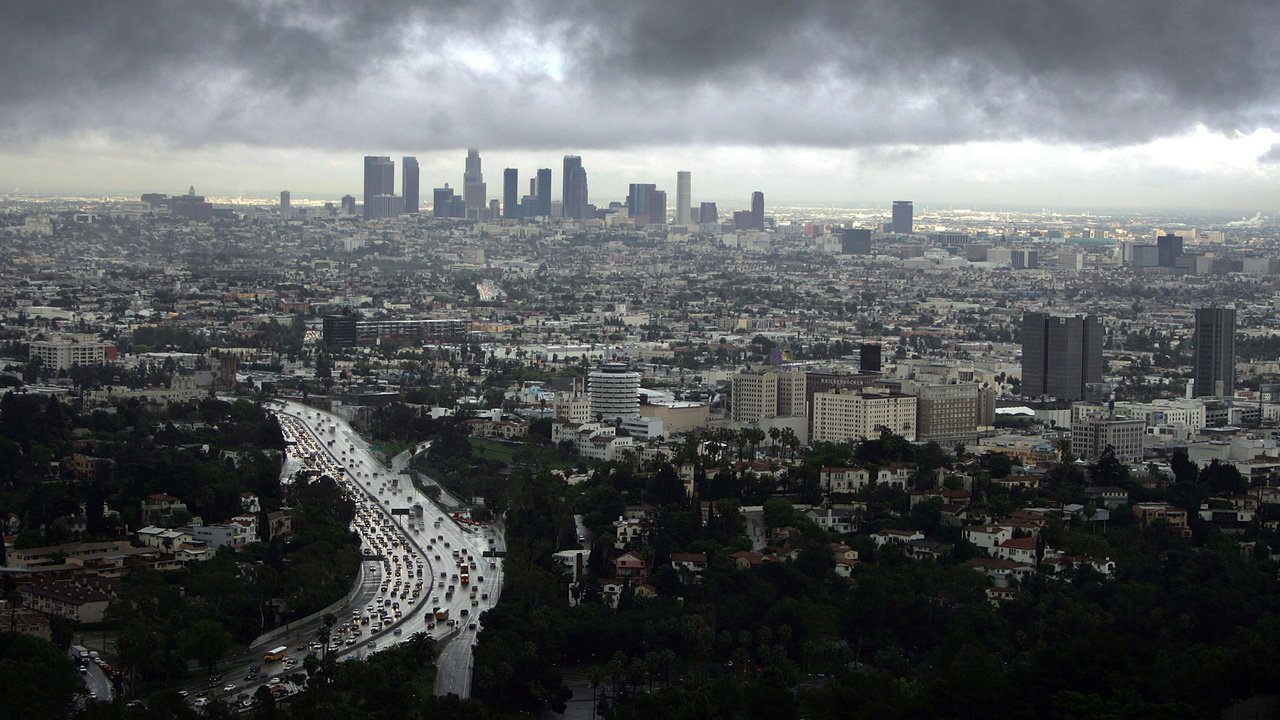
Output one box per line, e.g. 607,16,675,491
2,0,1278,152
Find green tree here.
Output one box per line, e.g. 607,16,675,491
180,618,232,675
0,633,83,720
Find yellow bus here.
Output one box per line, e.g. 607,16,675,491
263,646,288,663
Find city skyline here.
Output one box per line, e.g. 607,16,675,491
3,3,1280,211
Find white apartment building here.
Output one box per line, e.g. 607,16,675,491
730,367,807,423
30,338,116,371
811,389,917,443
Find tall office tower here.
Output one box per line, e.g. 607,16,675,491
340,194,356,215
463,149,485,214
841,227,872,254
891,200,913,234
649,190,667,225
859,343,881,373
627,183,657,220
1021,312,1103,401
676,171,691,224
562,155,588,219
362,156,394,219
279,191,290,213
402,156,419,214
750,191,764,230
535,168,552,217
1193,307,1236,397
588,362,641,421
432,185,454,218
503,168,519,219
1156,233,1184,268
699,201,718,225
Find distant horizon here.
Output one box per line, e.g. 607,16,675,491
3,187,1273,222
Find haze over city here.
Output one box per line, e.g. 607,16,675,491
4,0,1280,210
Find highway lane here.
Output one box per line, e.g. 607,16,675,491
269,400,504,699
176,399,502,710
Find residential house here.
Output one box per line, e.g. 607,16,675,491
670,552,708,583
140,493,188,526
805,507,857,534
819,466,870,493
1133,502,1192,537
614,551,648,580
995,536,1040,565
872,529,925,548
1084,486,1129,509
963,525,1013,555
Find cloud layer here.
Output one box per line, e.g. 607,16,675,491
4,0,1279,154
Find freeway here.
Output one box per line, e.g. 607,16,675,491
175,400,503,710
269,400,504,699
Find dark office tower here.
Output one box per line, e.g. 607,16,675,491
503,168,519,219
279,191,290,213
535,168,552,217
649,190,667,225
1021,313,1103,402
432,185,454,218
463,149,485,214
402,156,419,214
859,343,882,373
562,155,588,219
322,315,358,348
891,200,913,234
699,201,718,225
1193,307,1236,397
841,227,872,254
627,183,657,218
340,194,356,215
1156,233,1184,268
363,156,394,219
750,191,765,230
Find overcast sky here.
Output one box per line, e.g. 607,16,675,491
3,0,1280,212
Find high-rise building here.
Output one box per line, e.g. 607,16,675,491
841,228,872,254
903,381,981,444
811,388,917,443
1073,412,1145,463
503,168,519,219
561,156,588,219
1193,307,1236,397
535,168,552,217
402,156,419,214
648,190,667,226
1157,233,1184,268
463,149,485,215
676,171,691,224
627,183,657,223
751,191,764,230
588,362,641,421
891,200,913,234
699,202,718,225
362,156,394,219
1021,312,1103,401
433,185,455,218
340,194,356,215
279,191,290,214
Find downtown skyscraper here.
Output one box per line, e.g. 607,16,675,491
676,171,691,224
463,149,486,216
892,200,914,234
1021,312,1103,402
535,168,552,218
562,155,588,219
1193,307,1236,397
362,155,394,219
503,168,519,219
402,156,419,214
